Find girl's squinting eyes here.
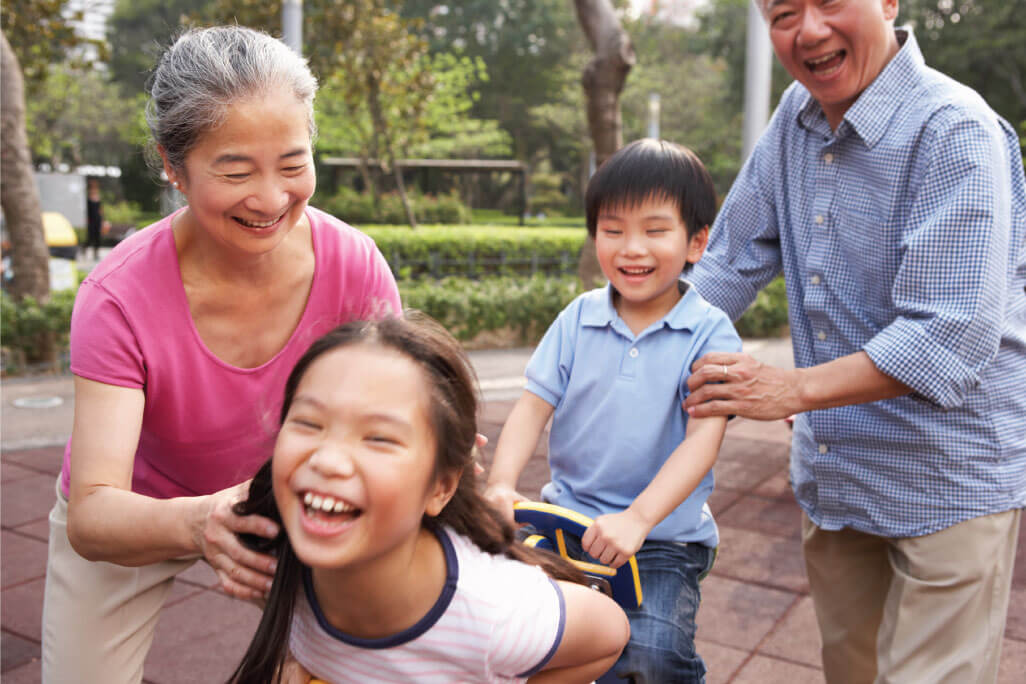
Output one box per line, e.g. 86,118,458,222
288,416,322,430
366,433,402,446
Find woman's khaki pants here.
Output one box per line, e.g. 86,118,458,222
41,480,199,684
802,509,1021,684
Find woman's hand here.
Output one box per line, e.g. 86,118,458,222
280,651,313,684
193,479,279,600
482,483,527,527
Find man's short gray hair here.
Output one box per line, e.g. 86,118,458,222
145,25,318,173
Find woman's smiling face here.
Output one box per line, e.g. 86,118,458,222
169,88,316,256
271,344,454,572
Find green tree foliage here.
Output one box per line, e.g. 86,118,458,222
400,0,583,161
406,53,512,159
198,0,364,84
692,0,791,114
1,0,106,93
107,0,208,94
622,16,745,197
900,0,1025,130
26,63,147,168
318,51,511,160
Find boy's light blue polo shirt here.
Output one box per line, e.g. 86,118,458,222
526,280,743,547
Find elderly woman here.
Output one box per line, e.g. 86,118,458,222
41,26,401,683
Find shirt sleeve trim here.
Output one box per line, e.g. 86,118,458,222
863,318,979,409
516,577,566,678
523,382,560,408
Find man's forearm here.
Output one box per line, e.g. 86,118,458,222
797,351,911,412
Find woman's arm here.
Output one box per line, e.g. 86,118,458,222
529,581,629,683
67,376,278,599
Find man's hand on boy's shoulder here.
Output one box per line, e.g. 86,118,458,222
685,351,803,421
582,509,649,570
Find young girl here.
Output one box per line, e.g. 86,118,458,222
229,313,629,683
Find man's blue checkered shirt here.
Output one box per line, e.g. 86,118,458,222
689,31,1026,538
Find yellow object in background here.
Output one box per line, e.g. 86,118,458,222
42,212,78,247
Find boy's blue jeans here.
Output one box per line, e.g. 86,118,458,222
557,532,714,683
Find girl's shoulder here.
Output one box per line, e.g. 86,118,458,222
442,528,555,607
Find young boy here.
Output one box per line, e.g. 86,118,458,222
485,139,742,682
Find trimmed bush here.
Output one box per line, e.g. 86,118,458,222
402,273,790,344
364,225,587,280
319,188,471,225
400,275,584,344
734,276,789,338
1,289,77,370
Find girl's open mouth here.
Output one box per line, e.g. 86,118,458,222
301,490,362,531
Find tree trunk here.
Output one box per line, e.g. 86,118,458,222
365,73,385,211
572,0,635,288
392,162,417,229
1,32,50,304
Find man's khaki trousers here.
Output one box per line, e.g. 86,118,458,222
802,509,1020,684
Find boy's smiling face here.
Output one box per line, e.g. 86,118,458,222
595,195,708,322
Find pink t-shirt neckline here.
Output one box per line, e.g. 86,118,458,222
163,206,323,374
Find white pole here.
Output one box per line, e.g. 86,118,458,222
647,92,661,139
282,0,303,55
741,0,772,163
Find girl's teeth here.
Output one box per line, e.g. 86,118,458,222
301,491,354,514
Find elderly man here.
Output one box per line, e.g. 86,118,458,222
685,1,1025,682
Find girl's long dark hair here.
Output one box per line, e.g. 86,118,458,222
228,312,585,684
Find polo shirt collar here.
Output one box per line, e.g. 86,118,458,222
797,29,924,148
581,279,701,332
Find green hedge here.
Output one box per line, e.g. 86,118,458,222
400,275,585,343
364,225,587,280
733,277,789,338
319,188,472,225
0,273,788,374
401,273,789,345
1,289,77,371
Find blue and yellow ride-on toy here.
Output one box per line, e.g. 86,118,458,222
514,501,642,611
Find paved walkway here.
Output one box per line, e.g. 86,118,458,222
3,342,1024,682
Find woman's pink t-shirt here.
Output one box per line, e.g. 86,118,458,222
61,207,401,499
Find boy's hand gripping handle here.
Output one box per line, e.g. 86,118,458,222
514,501,642,609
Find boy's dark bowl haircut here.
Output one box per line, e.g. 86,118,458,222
585,139,717,240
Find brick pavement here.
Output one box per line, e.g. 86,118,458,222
3,403,1025,682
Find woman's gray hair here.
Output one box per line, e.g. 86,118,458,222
146,25,318,174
